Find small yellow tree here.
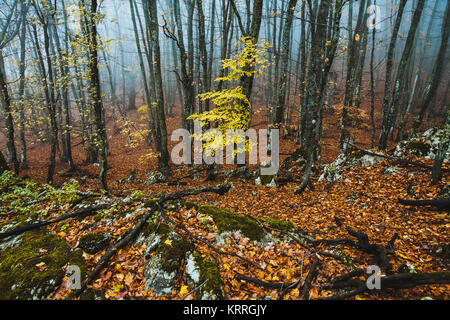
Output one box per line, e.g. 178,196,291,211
188,37,270,153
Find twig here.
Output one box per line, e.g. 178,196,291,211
181,279,209,300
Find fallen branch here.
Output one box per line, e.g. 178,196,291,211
300,256,320,300
333,269,365,282
320,271,450,300
166,168,208,186
398,197,450,211
311,228,398,274
0,203,111,240
181,279,209,300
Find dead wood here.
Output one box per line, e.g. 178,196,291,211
300,256,320,300
0,203,111,240
320,271,450,300
398,197,450,211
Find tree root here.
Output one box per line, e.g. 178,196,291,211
312,228,399,274
320,272,450,300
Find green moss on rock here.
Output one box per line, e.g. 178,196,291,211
406,140,431,157
259,217,294,232
157,237,194,273
0,230,87,300
142,218,171,239
144,198,158,208
184,202,265,241
192,251,223,299
141,218,194,274
77,232,111,254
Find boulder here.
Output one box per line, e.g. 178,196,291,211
0,229,87,300
140,221,194,296
255,161,277,188
394,127,449,160
77,232,111,254
184,251,223,300
280,147,308,172
146,171,166,185
140,222,224,298
319,149,384,183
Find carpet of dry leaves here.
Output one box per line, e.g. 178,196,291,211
4,105,449,300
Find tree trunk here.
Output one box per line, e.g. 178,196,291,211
381,0,425,147
84,0,108,190
378,0,408,150
0,150,8,174
413,0,450,134
275,0,298,127
339,0,367,152
0,49,19,174
147,0,171,177
431,112,449,182
17,10,28,169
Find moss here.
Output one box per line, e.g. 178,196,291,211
142,218,171,239
192,251,223,299
183,202,265,241
259,217,294,232
281,147,309,170
259,175,275,185
157,238,194,273
142,217,194,274
93,212,106,223
0,230,87,300
0,208,41,233
144,199,158,208
77,232,111,254
406,140,431,157
438,184,450,199
78,287,100,300
181,202,293,241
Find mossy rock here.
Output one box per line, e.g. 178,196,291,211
259,217,295,232
0,209,41,234
144,198,158,208
185,251,223,300
405,140,431,157
183,202,265,241
77,232,111,254
157,236,194,273
143,228,194,295
255,175,276,187
281,147,309,171
438,184,450,199
146,171,166,185
0,230,87,300
142,218,169,238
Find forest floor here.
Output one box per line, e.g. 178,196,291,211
1,100,449,300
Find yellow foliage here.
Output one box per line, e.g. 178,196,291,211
137,105,149,120
188,37,270,153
